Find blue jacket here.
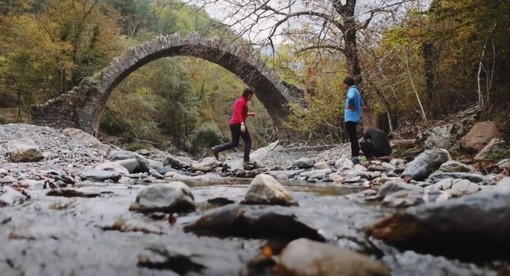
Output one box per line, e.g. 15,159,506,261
344,85,362,123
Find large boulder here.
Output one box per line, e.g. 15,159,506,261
401,149,451,181
276,238,390,276
184,204,324,242
460,121,501,153
365,181,510,260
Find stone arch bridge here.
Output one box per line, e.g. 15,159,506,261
31,33,303,138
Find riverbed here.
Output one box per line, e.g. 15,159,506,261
0,178,501,275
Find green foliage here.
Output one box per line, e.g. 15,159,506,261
270,43,347,143
190,122,223,153
125,142,154,152
0,111,16,124
490,147,510,162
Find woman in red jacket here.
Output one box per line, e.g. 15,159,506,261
212,88,256,164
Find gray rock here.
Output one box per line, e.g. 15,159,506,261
7,137,44,162
427,172,492,185
401,149,451,181
372,179,424,200
366,189,510,260
80,169,121,182
242,174,298,206
129,182,195,214
438,160,474,173
277,238,390,276
293,157,315,169
382,190,425,207
184,204,324,241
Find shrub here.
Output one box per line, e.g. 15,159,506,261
191,122,223,153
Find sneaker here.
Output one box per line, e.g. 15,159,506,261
211,147,219,160
351,156,361,165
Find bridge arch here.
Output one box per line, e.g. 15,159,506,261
31,33,303,138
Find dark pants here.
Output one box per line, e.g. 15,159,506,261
345,121,359,157
215,123,252,162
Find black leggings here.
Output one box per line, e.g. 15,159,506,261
345,121,359,157
215,123,252,162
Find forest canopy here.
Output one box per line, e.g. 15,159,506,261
1,0,509,151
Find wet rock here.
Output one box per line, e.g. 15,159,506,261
382,190,425,207
116,156,151,173
42,170,75,184
47,188,101,198
365,190,510,261
138,241,247,275
244,252,277,276
80,169,121,182
97,219,165,234
207,197,235,206
0,147,7,157
129,182,195,214
401,149,451,181
190,157,220,172
7,137,44,162
184,204,324,242
276,238,390,276
94,162,130,175
241,174,298,206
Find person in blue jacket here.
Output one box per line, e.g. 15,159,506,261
342,76,363,164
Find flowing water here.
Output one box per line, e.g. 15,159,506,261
0,178,503,275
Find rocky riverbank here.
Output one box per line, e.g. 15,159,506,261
1,123,509,275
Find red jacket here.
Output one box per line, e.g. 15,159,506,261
229,96,248,124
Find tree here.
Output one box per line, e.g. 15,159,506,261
181,0,429,136
427,0,510,114
187,0,421,78
35,0,124,94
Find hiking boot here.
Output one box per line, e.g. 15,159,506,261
211,146,219,160
243,161,258,170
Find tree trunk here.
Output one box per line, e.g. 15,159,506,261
422,42,437,100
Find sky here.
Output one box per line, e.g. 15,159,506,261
188,0,432,46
